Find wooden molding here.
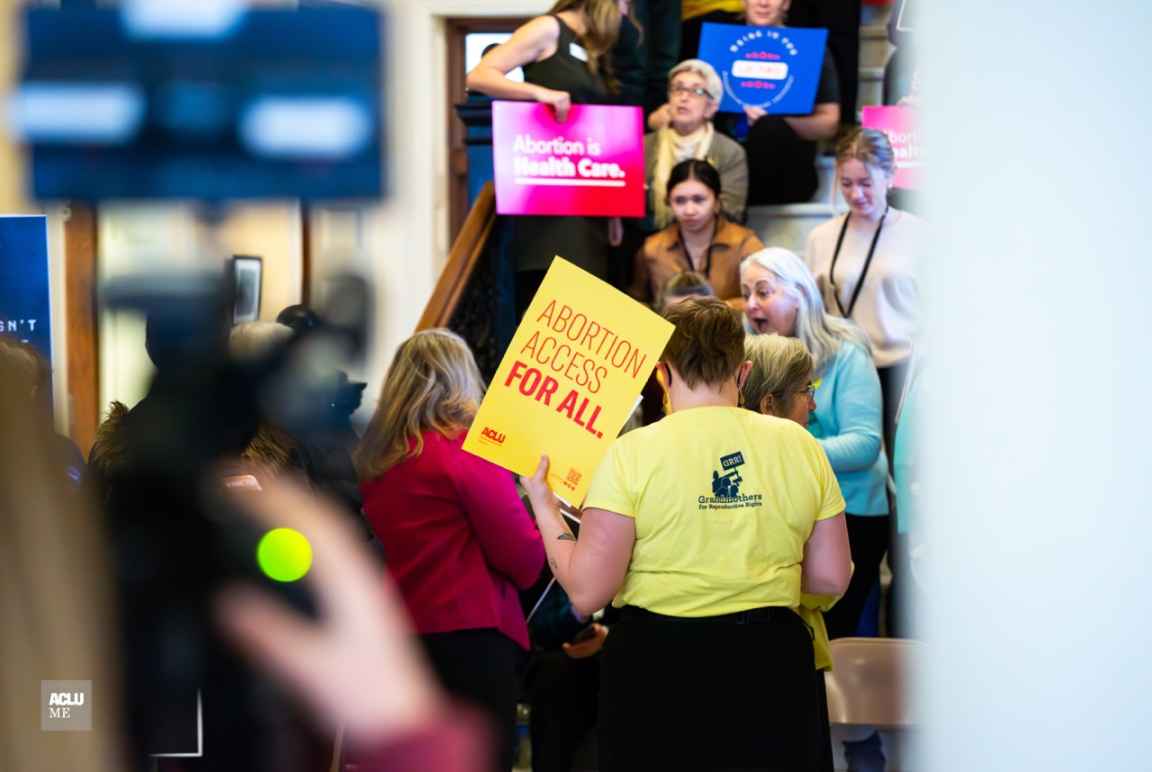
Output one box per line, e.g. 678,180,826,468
444,16,527,242
64,203,100,456
416,182,495,331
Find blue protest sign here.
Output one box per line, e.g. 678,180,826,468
0,215,52,364
698,23,829,115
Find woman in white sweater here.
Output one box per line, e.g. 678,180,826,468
804,127,927,450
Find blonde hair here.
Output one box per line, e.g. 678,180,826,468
0,335,50,399
0,360,124,771
549,0,633,90
354,329,485,480
742,335,812,416
836,127,896,177
740,247,871,374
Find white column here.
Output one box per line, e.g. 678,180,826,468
919,2,1151,769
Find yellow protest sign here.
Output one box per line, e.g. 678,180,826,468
463,257,673,503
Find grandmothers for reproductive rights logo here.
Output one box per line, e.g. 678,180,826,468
698,451,764,510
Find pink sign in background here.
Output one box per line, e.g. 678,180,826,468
491,101,645,217
861,106,920,189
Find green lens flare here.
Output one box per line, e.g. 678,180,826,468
256,528,313,583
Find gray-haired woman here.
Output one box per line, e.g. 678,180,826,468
741,246,889,641
644,59,749,228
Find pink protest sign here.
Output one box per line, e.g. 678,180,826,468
861,106,921,189
491,101,645,217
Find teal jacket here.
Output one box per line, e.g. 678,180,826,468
808,342,890,516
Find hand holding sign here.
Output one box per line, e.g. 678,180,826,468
744,105,767,125
492,101,645,217
464,258,672,503
521,455,555,514
533,86,572,122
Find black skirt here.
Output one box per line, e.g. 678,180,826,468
598,605,823,771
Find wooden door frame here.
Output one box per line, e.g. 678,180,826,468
64,203,100,455
444,16,528,242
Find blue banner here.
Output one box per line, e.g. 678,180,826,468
0,215,52,363
698,23,829,115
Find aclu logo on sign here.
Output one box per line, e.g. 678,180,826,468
41,680,92,731
480,426,506,445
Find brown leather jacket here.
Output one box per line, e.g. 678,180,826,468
629,216,764,305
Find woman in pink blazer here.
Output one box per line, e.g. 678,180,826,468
355,329,545,772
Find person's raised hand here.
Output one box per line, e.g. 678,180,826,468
215,478,442,746
535,87,572,122
562,623,608,659
648,103,672,131
744,105,767,125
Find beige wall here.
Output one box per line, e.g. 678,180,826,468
0,0,26,215
311,0,543,419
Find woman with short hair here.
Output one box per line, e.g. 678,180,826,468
743,333,838,772
645,58,749,227
741,246,889,640
356,329,545,772
522,297,850,770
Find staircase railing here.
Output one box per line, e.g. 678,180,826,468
416,181,496,331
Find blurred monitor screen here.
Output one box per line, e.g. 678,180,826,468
13,5,384,201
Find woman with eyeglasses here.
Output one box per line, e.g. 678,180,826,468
644,59,749,229
630,158,763,306
741,247,890,641
741,333,838,772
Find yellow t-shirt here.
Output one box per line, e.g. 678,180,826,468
584,406,845,617
799,593,840,671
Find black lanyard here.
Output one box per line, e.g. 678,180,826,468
829,206,889,319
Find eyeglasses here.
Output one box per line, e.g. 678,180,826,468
669,84,711,99
771,383,816,401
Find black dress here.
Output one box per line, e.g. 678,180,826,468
510,15,611,316
740,45,840,204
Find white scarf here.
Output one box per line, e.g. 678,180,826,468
652,123,715,229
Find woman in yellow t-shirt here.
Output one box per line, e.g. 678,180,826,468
743,332,842,772
522,297,850,771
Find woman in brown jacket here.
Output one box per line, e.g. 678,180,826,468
630,159,764,306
